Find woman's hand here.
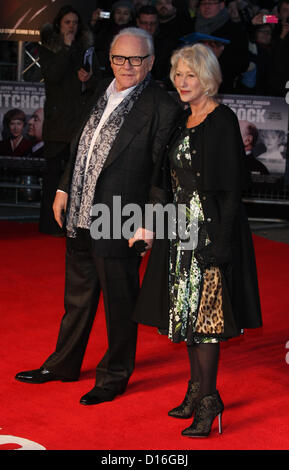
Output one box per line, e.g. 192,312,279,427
251,11,270,25
63,31,76,46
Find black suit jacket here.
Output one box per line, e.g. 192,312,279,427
58,77,182,257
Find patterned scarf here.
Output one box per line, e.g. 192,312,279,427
66,75,151,238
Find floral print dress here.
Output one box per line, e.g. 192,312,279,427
168,124,218,345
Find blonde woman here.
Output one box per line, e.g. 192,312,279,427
131,44,262,437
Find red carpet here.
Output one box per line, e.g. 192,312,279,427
0,221,289,451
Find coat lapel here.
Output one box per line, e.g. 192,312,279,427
71,78,112,156
102,83,153,170
71,79,153,170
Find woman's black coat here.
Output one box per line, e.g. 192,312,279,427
133,104,262,338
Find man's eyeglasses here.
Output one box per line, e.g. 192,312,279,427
111,55,150,66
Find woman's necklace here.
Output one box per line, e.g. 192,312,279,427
187,100,218,128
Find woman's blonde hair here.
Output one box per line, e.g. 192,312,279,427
170,43,222,97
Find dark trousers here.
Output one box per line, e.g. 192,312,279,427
43,229,140,392
39,143,69,235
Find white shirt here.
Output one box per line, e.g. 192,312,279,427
84,79,136,171
57,79,136,193
32,141,44,153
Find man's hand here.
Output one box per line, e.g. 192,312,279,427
129,227,155,256
90,8,102,26
251,12,267,25
78,68,92,83
53,191,68,227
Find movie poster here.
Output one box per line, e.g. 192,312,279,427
0,0,97,41
0,81,45,158
218,94,289,183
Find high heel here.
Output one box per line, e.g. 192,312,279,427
168,381,200,419
218,411,222,434
181,391,224,437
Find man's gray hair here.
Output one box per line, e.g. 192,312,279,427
110,27,154,55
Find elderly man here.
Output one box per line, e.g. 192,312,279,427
15,27,180,405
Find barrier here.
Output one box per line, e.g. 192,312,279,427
0,85,288,224
0,155,45,207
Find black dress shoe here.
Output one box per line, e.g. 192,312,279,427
80,386,125,405
15,367,76,384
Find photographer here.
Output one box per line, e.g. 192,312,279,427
267,0,289,95
91,1,136,76
274,0,289,38
194,0,249,93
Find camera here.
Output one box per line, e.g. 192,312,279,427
99,11,110,19
263,15,278,24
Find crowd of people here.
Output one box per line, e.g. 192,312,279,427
0,0,288,95
89,0,289,97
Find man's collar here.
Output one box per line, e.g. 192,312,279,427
32,141,44,152
106,79,137,99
